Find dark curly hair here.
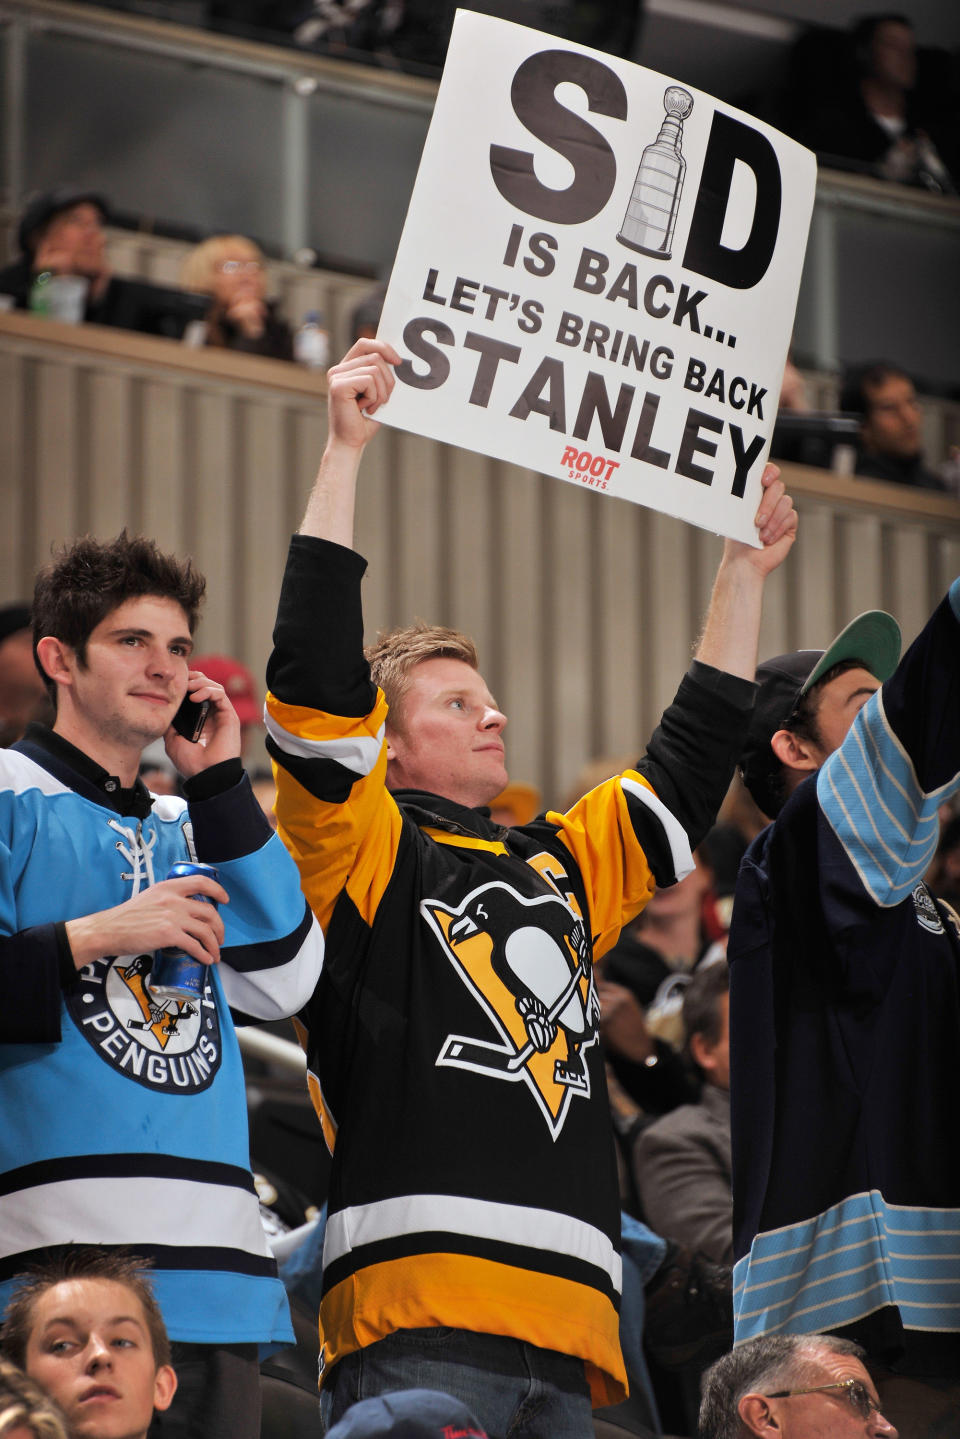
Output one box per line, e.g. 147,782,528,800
32,531,206,701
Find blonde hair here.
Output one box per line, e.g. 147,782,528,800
365,622,478,723
179,234,264,295
0,1359,70,1439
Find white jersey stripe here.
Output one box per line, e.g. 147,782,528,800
264,711,384,777
0,750,73,798
0,1176,273,1260
220,913,325,1018
324,1193,623,1292
620,777,695,883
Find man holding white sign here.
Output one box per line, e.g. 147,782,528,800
264,338,796,1436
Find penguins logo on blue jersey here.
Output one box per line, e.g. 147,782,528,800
65,952,222,1093
422,879,600,1138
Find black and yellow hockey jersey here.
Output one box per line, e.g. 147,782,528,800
265,535,755,1406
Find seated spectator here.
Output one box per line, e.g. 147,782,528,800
795,14,956,194
0,188,209,339
0,606,51,747
1,1249,177,1439
839,361,945,491
605,852,716,1004
634,962,733,1265
698,1332,897,1438
179,238,293,361
0,1358,69,1439
0,188,112,316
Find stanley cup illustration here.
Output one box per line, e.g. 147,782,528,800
618,86,694,260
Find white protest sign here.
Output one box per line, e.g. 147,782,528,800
376,10,816,544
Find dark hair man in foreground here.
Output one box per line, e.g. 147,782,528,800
0,532,324,1439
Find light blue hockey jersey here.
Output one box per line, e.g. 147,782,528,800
0,732,324,1348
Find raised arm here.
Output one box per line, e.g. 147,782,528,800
626,466,797,858
299,339,401,546
696,464,797,680
819,578,960,916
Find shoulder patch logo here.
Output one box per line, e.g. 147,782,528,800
65,954,222,1093
422,880,600,1137
912,882,945,935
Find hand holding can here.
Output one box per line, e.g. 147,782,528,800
148,862,220,1002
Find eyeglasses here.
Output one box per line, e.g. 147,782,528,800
215,260,263,274
765,1378,882,1420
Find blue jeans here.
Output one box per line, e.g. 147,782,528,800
319,1327,594,1439
617,1211,666,1430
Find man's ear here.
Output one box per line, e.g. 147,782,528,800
689,1030,712,1074
152,1364,178,1413
738,1392,780,1435
35,636,75,690
770,726,820,776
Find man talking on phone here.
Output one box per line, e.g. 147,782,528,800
0,532,324,1439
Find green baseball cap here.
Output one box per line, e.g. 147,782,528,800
740,609,902,817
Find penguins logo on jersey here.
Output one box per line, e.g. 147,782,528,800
422,880,600,1137
65,953,222,1094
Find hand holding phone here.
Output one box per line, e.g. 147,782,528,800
166,668,243,778
171,692,210,743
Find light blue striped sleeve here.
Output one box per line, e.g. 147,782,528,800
817,689,956,908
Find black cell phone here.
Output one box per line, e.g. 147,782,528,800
171,693,210,742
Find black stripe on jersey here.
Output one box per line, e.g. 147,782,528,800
321,1230,621,1308
0,1153,258,1198
621,790,687,890
265,734,361,805
0,1243,278,1283
222,896,314,973
189,771,275,863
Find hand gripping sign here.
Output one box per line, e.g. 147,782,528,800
375,11,816,545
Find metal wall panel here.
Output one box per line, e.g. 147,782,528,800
3,313,960,809
23,28,288,249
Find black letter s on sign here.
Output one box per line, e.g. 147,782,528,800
490,51,627,225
